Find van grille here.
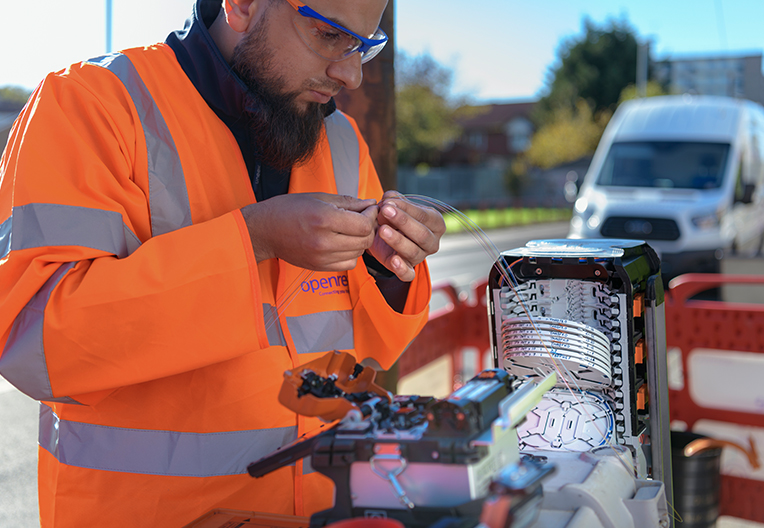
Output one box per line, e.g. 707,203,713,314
600,217,680,241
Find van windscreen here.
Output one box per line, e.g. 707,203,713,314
596,141,730,189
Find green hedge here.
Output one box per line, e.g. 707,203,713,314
444,208,572,233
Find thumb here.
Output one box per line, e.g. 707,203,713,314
330,195,378,213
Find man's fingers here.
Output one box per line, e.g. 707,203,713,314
325,193,377,212
322,203,377,238
388,254,416,282
378,224,426,267
381,197,446,235
317,254,366,271
360,203,379,224
379,202,439,255
311,231,373,255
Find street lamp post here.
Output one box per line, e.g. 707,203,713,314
106,0,113,53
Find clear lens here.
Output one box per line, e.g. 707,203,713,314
359,28,387,64
293,16,361,61
292,14,387,64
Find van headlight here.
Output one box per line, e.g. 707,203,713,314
573,197,596,222
574,197,590,216
691,211,721,230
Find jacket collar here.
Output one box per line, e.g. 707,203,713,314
165,0,251,124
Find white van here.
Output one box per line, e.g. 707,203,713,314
569,95,764,281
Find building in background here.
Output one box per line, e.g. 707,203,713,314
654,53,764,105
398,100,576,208
440,101,536,167
399,101,540,208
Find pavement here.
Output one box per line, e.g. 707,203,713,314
0,377,39,528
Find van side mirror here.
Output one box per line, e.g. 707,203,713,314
738,183,756,204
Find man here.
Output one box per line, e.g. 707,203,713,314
0,0,445,525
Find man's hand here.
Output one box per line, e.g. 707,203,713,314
367,191,446,282
241,193,377,271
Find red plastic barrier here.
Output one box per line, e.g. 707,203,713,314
665,273,764,522
398,279,490,384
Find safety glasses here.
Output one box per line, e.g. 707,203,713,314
284,0,388,64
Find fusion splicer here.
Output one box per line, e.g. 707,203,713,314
247,351,556,528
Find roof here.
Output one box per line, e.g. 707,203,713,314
457,101,536,130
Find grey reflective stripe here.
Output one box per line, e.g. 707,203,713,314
1,203,141,259
263,304,286,347
38,404,298,477
0,263,81,404
0,215,10,259
86,53,192,236
303,455,315,475
325,111,359,199
287,310,354,354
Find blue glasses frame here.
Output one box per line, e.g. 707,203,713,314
285,0,388,62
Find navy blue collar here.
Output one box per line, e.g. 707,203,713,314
165,0,251,126
166,0,277,200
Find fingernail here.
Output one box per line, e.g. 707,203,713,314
383,204,397,218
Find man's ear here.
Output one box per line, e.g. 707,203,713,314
223,0,259,34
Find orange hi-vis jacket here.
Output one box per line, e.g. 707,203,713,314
0,44,431,526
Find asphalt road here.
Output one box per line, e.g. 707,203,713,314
1,221,761,527
0,377,38,527
427,221,571,289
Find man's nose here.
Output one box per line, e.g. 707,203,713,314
326,53,363,90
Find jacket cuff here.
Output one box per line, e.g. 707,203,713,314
232,209,269,350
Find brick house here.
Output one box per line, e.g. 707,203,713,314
440,101,536,167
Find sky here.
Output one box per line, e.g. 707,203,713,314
1,0,763,103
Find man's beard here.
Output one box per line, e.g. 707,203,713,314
230,18,329,172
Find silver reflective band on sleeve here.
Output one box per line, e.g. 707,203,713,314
287,310,354,354
0,215,10,259
324,111,359,199
1,203,141,259
39,405,298,477
86,53,192,236
263,303,287,347
303,455,315,475
0,263,82,404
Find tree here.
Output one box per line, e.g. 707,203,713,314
0,85,32,109
618,81,667,104
519,17,666,171
520,82,666,172
395,52,466,167
525,99,609,169
534,17,641,124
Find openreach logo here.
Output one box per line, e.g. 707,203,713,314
301,274,349,297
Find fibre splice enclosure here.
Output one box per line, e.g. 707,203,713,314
487,238,673,500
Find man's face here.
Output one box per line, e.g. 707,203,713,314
229,0,387,171
230,4,327,172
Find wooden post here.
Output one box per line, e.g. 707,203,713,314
334,1,396,191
